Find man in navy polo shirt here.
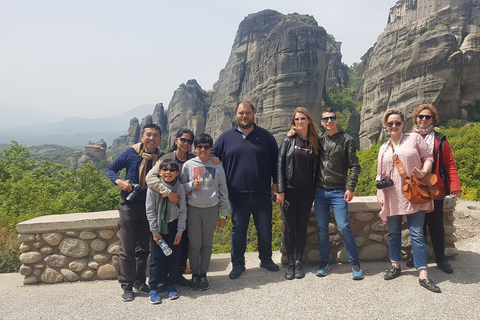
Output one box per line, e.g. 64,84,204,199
213,101,279,279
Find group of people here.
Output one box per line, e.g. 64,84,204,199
106,101,461,303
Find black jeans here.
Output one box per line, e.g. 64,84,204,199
117,198,151,290
424,199,446,263
284,188,315,263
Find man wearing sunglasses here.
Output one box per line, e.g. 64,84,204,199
315,107,364,280
213,100,279,279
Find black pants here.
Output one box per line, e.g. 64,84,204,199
117,198,151,290
424,199,446,263
284,188,315,263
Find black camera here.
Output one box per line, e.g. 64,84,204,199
126,183,147,203
376,177,394,189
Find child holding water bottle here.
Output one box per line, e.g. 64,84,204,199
145,159,187,304
181,133,229,291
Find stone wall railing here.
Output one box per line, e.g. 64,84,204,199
280,196,458,265
15,197,458,284
16,211,119,284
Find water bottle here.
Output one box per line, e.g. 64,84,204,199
158,239,172,256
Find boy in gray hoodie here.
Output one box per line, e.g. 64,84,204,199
145,159,187,304
181,133,229,291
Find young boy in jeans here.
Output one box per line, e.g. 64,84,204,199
145,159,187,304
181,133,229,291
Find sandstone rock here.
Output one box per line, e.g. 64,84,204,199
401,229,411,248
328,223,338,235
81,270,95,279
19,252,42,264
34,263,45,269
18,234,35,242
88,261,99,269
19,265,32,276
40,246,54,255
41,268,64,283
355,212,375,222
44,254,68,268
36,234,42,241
33,242,42,249
306,225,316,235
368,234,384,243
445,213,456,223
19,243,30,252
97,264,117,280
363,224,370,234
330,234,343,247
69,259,87,272
33,268,42,276
79,231,96,240
112,255,119,269
23,276,40,284
90,239,107,252
59,238,89,258
445,234,457,244
61,268,80,282
359,243,389,261
107,242,119,255
98,230,115,240
337,249,349,263
445,247,459,257
65,231,78,236
93,253,110,263
305,248,321,264
355,236,366,248
444,225,456,234
371,220,388,232
111,118,140,156
42,233,63,246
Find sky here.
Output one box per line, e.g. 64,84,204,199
0,0,396,121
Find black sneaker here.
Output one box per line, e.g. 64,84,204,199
384,266,401,280
419,277,441,293
199,275,210,291
437,258,454,274
121,289,134,302
294,263,305,279
132,283,150,295
177,274,191,286
229,263,246,279
285,264,295,280
190,275,200,290
260,259,279,271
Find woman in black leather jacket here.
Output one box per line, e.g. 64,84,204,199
276,107,320,280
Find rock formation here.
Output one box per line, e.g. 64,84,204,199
166,80,209,148
110,118,140,156
358,0,480,149
205,10,328,143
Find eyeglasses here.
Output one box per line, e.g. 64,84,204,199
161,168,177,173
294,117,307,122
195,145,211,150
322,116,337,122
387,122,402,127
177,137,193,145
418,115,432,120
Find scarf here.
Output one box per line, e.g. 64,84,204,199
158,178,178,235
131,143,160,187
414,124,435,156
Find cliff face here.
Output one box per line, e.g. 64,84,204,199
205,10,328,143
359,0,480,149
166,79,209,148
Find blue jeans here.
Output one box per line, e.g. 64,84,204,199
387,210,428,270
314,187,359,263
229,193,273,264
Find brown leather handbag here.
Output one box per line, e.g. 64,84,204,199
393,155,440,204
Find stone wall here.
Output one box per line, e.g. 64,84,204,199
16,211,119,285
279,196,458,265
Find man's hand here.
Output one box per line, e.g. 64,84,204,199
275,192,285,207
173,236,182,245
211,157,222,165
344,190,354,202
217,218,226,228
167,192,179,203
271,184,278,195
153,234,163,244
116,179,133,192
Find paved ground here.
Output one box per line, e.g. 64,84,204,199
1,200,480,320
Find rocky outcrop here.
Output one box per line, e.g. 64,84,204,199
166,80,209,148
359,0,480,149
110,118,140,156
205,10,328,143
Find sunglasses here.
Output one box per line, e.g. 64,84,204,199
418,115,432,120
294,117,307,122
195,145,211,150
161,168,177,173
322,116,337,122
177,137,193,145
387,122,402,127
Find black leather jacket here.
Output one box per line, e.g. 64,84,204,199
277,136,319,193
317,130,360,191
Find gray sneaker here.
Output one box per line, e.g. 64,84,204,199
133,283,150,295
121,289,134,302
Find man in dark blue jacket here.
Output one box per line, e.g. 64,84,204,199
213,101,279,279
106,124,164,301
